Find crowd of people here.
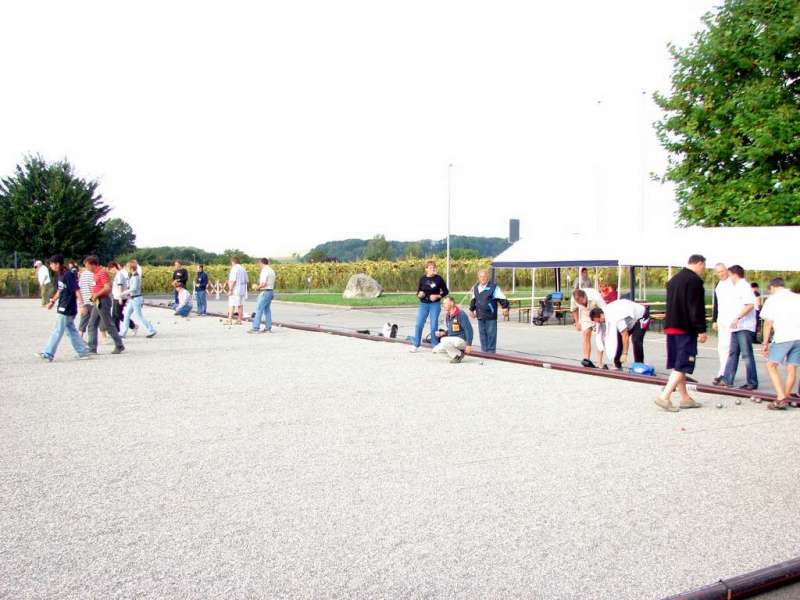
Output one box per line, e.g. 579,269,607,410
33,254,800,410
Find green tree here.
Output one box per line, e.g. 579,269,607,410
97,218,136,262
363,234,393,261
0,155,110,259
305,248,329,263
404,242,423,258
654,0,800,226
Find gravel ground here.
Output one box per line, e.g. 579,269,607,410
2,299,799,599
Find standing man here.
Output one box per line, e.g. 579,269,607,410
574,267,593,289
720,265,758,390
194,264,209,316
655,254,707,412
78,263,96,336
171,260,188,307
570,288,606,367
469,269,509,353
432,297,474,363
711,263,734,385
589,299,649,370
34,260,52,306
84,255,126,355
120,260,157,338
760,278,800,410
225,256,248,326
250,258,276,334
37,254,90,361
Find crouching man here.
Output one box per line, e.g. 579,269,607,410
590,299,649,370
432,297,474,363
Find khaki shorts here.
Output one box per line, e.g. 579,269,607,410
228,294,244,307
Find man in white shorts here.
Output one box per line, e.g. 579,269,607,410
711,263,734,385
226,256,249,326
570,288,605,368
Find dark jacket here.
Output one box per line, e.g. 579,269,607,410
665,267,707,335
417,275,448,304
444,306,474,345
172,268,188,285
195,271,209,291
469,282,510,321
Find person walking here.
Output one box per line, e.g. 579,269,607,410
225,256,248,326
711,263,734,385
432,297,474,363
468,269,509,353
720,265,758,390
590,299,649,370
760,278,800,410
655,254,707,412
174,281,193,317
409,260,449,353
37,254,91,361
570,288,606,367
194,264,209,316
77,264,96,336
120,260,157,338
171,260,188,307
249,258,276,334
84,255,125,355
109,261,136,334
34,260,53,306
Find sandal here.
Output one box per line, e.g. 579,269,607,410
768,400,789,411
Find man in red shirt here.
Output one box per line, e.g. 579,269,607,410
84,255,125,355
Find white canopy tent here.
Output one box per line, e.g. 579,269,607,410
491,226,800,323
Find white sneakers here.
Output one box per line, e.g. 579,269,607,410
408,346,419,353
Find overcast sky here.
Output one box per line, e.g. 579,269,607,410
1,0,718,257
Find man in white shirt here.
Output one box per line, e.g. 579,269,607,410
225,256,249,326
760,278,800,409
249,258,276,334
35,260,52,306
590,299,649,369
720,265,758,390
570,288,606,368
711,263,734,385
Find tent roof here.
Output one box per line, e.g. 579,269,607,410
491,226,800,272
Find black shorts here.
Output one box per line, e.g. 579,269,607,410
666,333,697,374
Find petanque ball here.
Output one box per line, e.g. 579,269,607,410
754,398,762,404
716,402,724,409
735,399,742,405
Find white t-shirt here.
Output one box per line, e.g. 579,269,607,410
37,265,51,286
570,288,606,326
259,266,276,290
728,278,757,332
714,278,735,328
599,299,646,360
760,288,800,343
176,287,193,308
228,264,249,296
112,270,129,301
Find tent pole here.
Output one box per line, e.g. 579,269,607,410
530,268,536,325
629,266,636,301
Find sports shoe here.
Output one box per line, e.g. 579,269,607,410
712,379,729,387
408,346,419,353
77,354,90,360
36,352,53,362
655,396,679,412
146,332,157,339
111,346,125,355
247,329,259,334
712,376,722,385
738,384,758,391
450,351,465,364
580,359,596,368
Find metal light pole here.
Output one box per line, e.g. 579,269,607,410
446,163,453,290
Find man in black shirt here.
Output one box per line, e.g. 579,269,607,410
195,264,209,315
410,260,449,352
172,260,189,307
656,254,708,412
37,254,91,361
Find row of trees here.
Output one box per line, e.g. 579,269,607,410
304,234,508,262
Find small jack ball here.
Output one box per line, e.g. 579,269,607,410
716,402,724,409
755,398,762,404
735,399,742,405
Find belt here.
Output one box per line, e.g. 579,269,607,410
131,294,142,298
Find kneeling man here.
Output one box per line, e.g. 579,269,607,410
433,297,474,363
590,299,649,369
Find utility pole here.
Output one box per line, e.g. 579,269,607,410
446,163,453,290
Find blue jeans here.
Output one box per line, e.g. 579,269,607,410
43,314,89,358
195,290,207,315
723,330,758,387
252,290,274,331
413,302,441,347
174,304,192,317
478,319,498,353
121,297,156,337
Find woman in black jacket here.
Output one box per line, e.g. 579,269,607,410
409,260,449,352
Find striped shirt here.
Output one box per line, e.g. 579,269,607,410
78,270,94,305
